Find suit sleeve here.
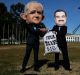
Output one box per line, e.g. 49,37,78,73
57,26,67,36
51,26,67,36
39,23,47,37
26,24,40,35
51,26,57,31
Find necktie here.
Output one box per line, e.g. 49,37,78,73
59,27,61,31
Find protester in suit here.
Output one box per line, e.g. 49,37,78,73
51,9,72,71
20,1,47,73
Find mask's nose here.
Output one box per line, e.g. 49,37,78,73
35,16,39,19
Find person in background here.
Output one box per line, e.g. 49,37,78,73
20,1,47,73
51,9,72,71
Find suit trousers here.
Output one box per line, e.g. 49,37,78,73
22,43,39,69
55,46,70,68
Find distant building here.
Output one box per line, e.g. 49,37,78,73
40,34,80,43
66,34,80,42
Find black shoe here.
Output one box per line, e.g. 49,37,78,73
65,68,72,71
55,66,59,71
54,62,59,71
34,68,40,72
20,68,27,73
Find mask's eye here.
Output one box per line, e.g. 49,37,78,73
29,10,36,14
37,11,43,14
28,9,43,14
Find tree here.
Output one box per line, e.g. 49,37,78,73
0,2,7,14
10,2,25,43
0,2,7,44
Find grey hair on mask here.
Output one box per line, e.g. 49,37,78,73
24,1,43,14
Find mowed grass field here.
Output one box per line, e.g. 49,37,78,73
0,42,80,75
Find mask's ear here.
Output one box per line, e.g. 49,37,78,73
42,15,45,20
20,13,27,20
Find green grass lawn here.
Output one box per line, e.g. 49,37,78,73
0,42,80,75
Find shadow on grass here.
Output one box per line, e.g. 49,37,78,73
38,59,49,68
27,59,49,69
23,59,49,75
48,60,64,68
24,74,37,75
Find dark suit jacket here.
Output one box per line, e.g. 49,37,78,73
26,23,46,45
51,25,67,49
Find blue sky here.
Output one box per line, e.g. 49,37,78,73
0,0,80,34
